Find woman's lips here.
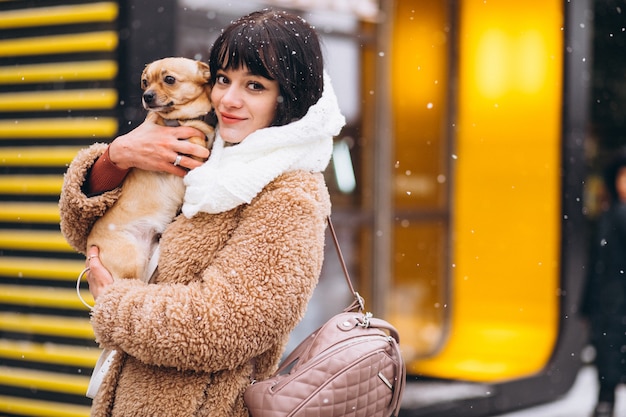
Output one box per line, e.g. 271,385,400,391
220,112,244,124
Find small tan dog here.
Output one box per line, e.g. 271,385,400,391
87,57,215,281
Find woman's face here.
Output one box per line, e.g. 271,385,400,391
616,166,626,203
210,67,279,144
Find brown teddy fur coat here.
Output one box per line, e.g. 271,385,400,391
59,143,331,416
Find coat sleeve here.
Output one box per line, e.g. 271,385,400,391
59,143,122,254
89,172,331,373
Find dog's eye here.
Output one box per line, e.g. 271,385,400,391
164,75,176,85
141,79,148,88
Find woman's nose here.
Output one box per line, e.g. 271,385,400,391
221,86,242,108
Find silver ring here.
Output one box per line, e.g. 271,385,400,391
173,154,183,167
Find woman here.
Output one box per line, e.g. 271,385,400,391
59,9,345,416
583,151,626,417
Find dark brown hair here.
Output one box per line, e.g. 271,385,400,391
208,9,324,126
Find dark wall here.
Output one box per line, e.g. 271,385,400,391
592,0,626,149
117,0,177,134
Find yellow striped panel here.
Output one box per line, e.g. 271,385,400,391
0,175,63,195
0,395,90,417
0,147,81,167
0,285,94,310
0,89,118,111
0,31,118,57
0,230,74,252
0,313,94,339
0,60,118,84
0,340,99,368
0,202,60,223
0,366,90,396
0,2,118,28
0,118,117,139
0,257,85,281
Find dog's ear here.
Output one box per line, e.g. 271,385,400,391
197,61,211,83
140,63,150,90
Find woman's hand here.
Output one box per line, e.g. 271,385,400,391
86,246,114,300
107,117,211,177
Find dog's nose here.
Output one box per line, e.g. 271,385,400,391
143,91,155,104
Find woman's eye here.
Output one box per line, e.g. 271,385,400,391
216,75,229,85
164,75,176,85
248,81,265,91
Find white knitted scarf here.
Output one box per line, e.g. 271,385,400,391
182,73,346,217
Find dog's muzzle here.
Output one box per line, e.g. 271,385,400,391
143,91,156,104
143,91,174,110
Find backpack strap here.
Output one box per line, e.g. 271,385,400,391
327,216,365,312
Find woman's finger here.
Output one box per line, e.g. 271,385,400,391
86,246,100,267
85,246,114,299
